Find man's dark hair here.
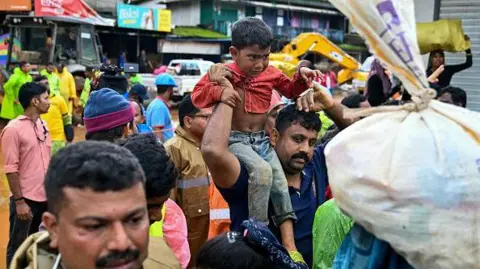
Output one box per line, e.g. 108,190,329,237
34,76,48,83
275,104,321,134
19,61,29,68
179,95,200,127
117,133,177,199
341,94,368,109
45,141,145,214
96,74,128,94
18,82,48,109
85,120,134,142
47,62,54,66
157,85,170,95
231,17,273,50
196,233,274,269
439,86,467,107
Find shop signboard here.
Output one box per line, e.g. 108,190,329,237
0,0,31,11
117,3,171,32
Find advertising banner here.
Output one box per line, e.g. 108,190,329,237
117,3,171,32
0,0,31,11
34,0,115,26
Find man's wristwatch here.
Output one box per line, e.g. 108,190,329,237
14,197,24,202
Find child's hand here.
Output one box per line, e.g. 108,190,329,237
209,64,233,87
299,67,323,87
221,87,242,108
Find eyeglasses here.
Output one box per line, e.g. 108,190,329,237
193,114,211,120
32,118,48,142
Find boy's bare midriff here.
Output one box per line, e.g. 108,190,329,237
231,87,268,133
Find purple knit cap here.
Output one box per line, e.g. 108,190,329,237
83,88,135,133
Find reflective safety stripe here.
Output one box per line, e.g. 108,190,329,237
178,176,209,189
209,208,230,220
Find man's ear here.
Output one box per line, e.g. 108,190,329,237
31,98,39,108
43,212,59,248
184,116,193,129
229,46,239,60
270,128,280,148
124,122,137,137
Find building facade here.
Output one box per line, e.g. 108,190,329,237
199,0,346,42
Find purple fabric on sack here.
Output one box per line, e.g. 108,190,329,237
366,59,392,97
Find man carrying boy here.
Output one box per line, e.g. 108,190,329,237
191,17,320,263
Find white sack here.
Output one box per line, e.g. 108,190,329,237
324,0,480,268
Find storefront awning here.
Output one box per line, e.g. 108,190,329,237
172,27,229,39
338,43,368,52
34,0,115,26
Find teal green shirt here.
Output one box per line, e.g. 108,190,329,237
313,199,354,269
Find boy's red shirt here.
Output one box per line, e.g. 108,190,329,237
191,62,309,114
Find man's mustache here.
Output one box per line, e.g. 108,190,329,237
95,249,140,268
290,152,309,163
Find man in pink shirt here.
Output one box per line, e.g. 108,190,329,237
1,82,51,267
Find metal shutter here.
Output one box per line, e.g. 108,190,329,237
439,0,480,111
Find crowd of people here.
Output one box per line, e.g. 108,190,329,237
0,16,474,269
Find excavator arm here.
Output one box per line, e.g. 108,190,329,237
270,32,368,86
281,32,361,70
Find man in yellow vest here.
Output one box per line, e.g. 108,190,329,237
36,76,74,155
55,63,76,115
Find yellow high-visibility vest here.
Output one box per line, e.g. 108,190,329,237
149,204,167,237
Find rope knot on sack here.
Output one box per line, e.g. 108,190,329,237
405,87,437,112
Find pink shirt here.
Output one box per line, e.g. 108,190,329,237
163,198,190,269
1,116,51,202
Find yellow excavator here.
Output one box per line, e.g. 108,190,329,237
269,32,368,89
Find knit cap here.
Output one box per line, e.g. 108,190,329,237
84,88,135,133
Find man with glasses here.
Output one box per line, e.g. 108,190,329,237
164,95,212,267
1,82,51,267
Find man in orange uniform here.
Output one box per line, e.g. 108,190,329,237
207,177,231,239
